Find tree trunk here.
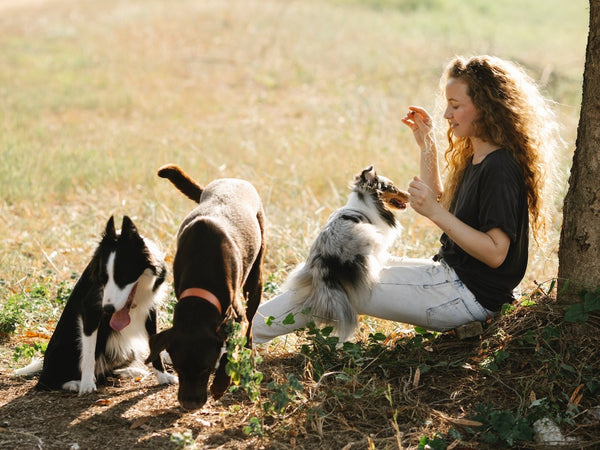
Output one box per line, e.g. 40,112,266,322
557,1,600,302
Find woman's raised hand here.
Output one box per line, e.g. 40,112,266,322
401,106,434,151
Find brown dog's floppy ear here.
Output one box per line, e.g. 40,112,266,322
146,328,174,364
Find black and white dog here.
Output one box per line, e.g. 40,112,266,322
284,165,409,341
15,216,177,394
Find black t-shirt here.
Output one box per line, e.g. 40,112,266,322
435,148,529,311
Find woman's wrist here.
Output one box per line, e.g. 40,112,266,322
420,135,436,153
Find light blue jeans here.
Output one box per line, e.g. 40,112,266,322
252,258,493,345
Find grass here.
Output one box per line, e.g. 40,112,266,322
0,0,593,448
0,0,587,294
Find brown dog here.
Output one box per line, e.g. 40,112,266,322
147,164,265,410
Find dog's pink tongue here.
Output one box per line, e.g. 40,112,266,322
109,308,131,332
109,283,137,332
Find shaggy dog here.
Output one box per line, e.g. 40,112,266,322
283,165,408,340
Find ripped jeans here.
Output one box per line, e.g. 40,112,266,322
252,258,493,345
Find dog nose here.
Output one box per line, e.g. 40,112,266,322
180,396,207,410
103,304,116,314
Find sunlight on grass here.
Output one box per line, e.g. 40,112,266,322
0,0,588,309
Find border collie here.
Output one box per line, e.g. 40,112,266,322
283,165,409,341
15,216,177,394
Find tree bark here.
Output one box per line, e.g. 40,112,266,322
557,1,600,302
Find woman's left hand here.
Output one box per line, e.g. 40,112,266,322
408,176,443,218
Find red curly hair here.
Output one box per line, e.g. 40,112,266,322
439,55,558,245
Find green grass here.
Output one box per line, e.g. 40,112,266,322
0,0,588,331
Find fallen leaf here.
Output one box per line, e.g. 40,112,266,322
130,417,150,429
444,417,483,427
413,367,421,389
568,384,584,409
24,331,51,339
432,410,482,428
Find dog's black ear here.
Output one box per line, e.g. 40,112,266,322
121,216,139,238
146,328,174,364
360,165,377,185
104,216,117,240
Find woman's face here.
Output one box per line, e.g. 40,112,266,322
444,77,478,138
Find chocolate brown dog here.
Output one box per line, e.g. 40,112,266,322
147,164,265,409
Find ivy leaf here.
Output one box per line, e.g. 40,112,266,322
564,303,588,322
494,349,510,364
282,313,296,325
561,363,577,374
583,291,600,312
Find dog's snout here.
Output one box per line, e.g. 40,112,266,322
180,398,206,410
103,304,116,314
179,392,208,410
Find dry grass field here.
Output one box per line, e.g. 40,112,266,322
0,0,593,449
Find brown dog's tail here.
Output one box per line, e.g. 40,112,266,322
157,164,203,202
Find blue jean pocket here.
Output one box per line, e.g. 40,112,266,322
426,297,480,331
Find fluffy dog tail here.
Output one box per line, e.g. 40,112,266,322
285,264,359,342
157,164,203,202
14,358,44,377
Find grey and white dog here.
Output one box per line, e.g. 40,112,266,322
284,165,409,340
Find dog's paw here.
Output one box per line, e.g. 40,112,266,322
210,384,227,400
155,370,178,385
78,380,97,395
63,379,96,394
158,350,172,365
62,380,81,392
210,376,230,400
114,366,149,379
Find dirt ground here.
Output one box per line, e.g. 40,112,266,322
2,299,600,449
1,335,369,450
0,349,312,450
0,368,257,449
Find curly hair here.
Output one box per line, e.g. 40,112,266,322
438,55,559,245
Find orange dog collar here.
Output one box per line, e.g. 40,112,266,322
179,288,222,315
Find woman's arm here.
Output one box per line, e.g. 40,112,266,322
408,176,510,268
401,106,443,197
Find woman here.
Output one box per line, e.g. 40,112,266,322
253,55,558,344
